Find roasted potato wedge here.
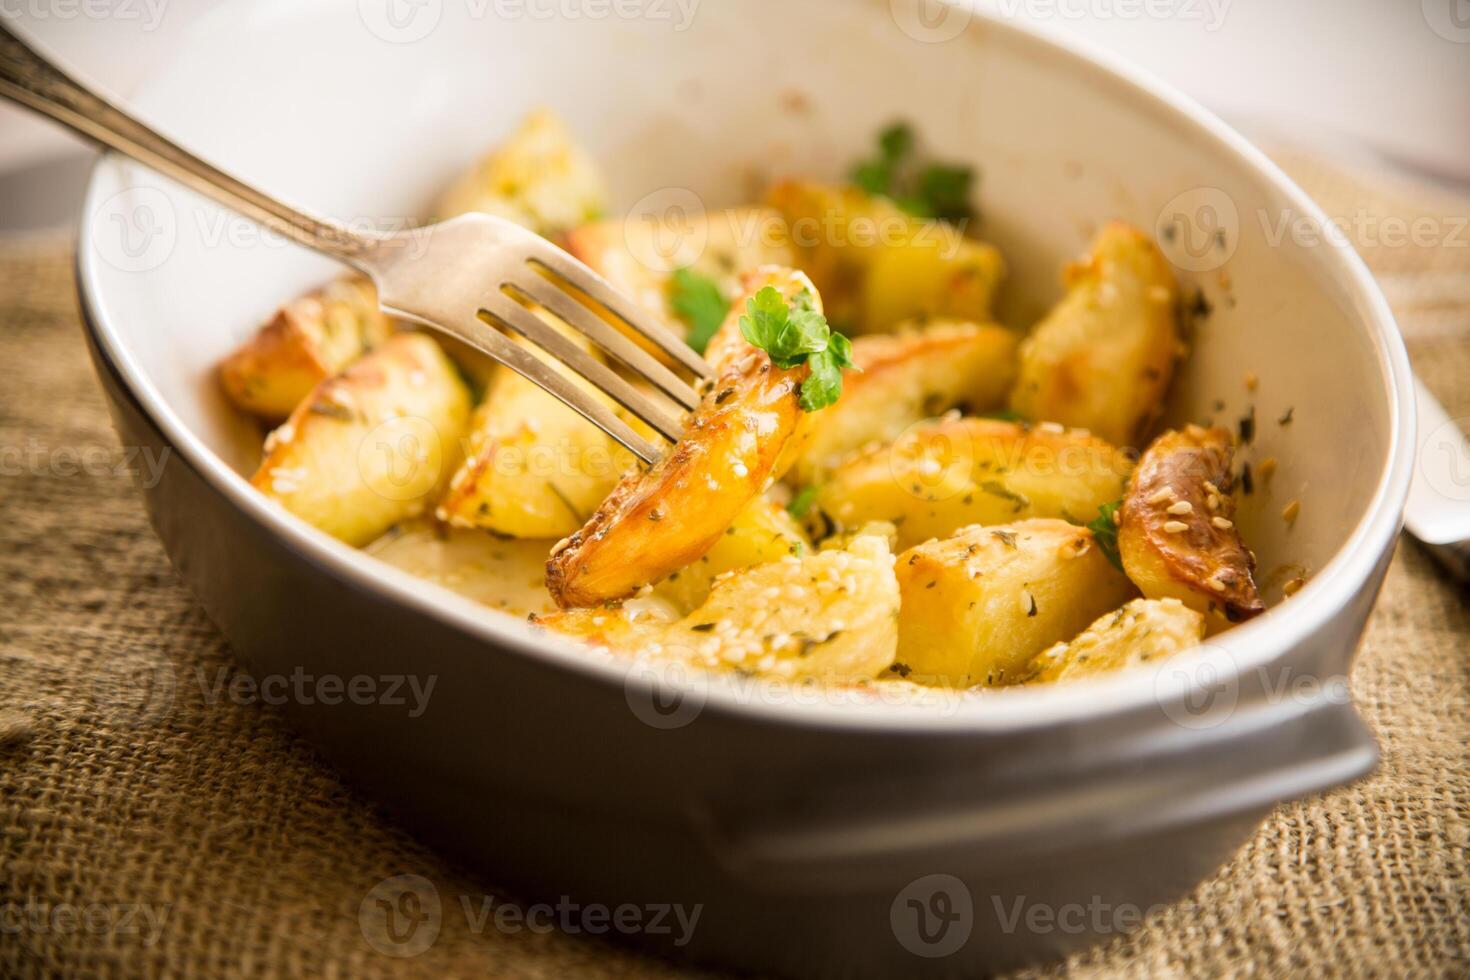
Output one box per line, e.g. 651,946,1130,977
1022,597,1204,684
546,268,822,608
766,181,1005,333
219,277,393,423
565,207,795,340
894,519,1136,687
434,108,606,234
252,334,471,546
537,529,899,683
652,496,809,613
792,318,1018,484
435,321,641,539
862,236,1006,336
1009,221,1180,447
814,418,1132,550
1118,425,1264,629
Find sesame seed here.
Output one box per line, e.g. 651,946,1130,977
732,461,749,478
1282,500,1301,524
1283,577,1305,596
1258,457,1278,485
1147,285,1171,304
1203,481,1221,495
1212,516,1234,529
1207,494,1221,511
1167,501,1193,516
1147,487,1175,505
1111,508,1122,526
1204,576,1227,592
1038,421,1065,434
1244,370,1258,391
1163,521,1189,534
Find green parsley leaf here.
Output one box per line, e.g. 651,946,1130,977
737,286,857,412
917,163,975,222
1087,501,1124,571
669,267,730,355
787,485,821,518
848,121,978,225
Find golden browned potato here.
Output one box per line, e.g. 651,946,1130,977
766,181,1005,333
1022,598,1204,684
251,334,471,546
1009,222,1180,447
435,325,642,539
1117,425,1264,630
219,277,394,423
894,519,1136,687
434,108,607,234
862,237,1006,336
791,318,1018,484
537,528,900,683
546,268,822,608
652,496,809,613
813,418,1132,550
565,207,795,340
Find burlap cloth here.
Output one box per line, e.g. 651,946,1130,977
1,151,1467,979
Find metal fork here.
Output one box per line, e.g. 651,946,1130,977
0,23,710,466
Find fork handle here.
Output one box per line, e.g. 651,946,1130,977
0,21,374,264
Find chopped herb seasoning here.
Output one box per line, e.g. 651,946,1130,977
1087,501,1124,571
1238,406,1256,444
888,661,913,678
1278,406,1294,426
690,622,717,632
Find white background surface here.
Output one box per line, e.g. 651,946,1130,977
2,0,1469,186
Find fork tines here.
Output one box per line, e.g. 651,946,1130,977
473,237,714,466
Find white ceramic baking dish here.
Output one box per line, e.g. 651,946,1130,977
73,1,1413,974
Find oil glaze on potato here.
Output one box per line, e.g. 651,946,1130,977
219,277,393,423
1023,598,1203,684
766,181,1005,333
565,207,795,340
895,519,1136,687
792,318,1019,484
538,529,899,683
814,418,1133,550
433,108,606,234
652,496,809,613
1009,222,1180,447
546,268,820,608
252,333,471,546
1118,425,1264,630
436,325,642,539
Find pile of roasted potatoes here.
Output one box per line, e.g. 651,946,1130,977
223,110,1271,694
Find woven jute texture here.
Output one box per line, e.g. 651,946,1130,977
1,154,1467,978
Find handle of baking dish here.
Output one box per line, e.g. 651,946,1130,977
695,698,1377,893
0,20,374,264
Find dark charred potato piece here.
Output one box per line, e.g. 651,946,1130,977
1118,425,1265,629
